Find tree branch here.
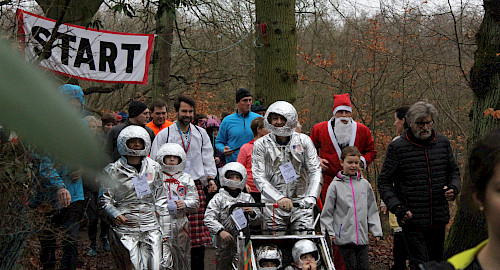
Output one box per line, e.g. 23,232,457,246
447,0,470,85
83,86,122,95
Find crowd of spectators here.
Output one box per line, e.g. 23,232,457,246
22,83,491,270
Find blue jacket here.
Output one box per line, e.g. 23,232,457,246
215,110,261,162
30,152,85,210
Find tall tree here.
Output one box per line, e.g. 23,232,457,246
255,0,297,105
152,0,176,100
445,0,500,257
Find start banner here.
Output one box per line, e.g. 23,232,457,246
17,9,154,84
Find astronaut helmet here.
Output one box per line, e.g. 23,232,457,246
264,101,297,137
220,162,247,190
117,126,151,157
155,143,187,174
256,244,282,270
291,240,321,269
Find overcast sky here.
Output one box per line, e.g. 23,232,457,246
337,0,483,16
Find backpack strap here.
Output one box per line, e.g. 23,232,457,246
193,125,204,154
166,126,170,143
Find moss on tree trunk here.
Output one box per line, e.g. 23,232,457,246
445,0,500,258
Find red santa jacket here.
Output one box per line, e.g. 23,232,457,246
310,119,377,201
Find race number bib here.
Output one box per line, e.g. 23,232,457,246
280,161,298,184
168,195,179,215
231,208,248,230
132,173,152,198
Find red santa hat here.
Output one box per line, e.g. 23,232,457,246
332,93,352,116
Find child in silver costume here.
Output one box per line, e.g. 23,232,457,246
101,126,163,270
204,162,261,270
155,143,200,270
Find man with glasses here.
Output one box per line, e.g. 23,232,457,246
378,101,461,268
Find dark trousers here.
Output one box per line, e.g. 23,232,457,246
88,218,109,247
39,200,84,270
248,192,262,234
402,225,445,269
392,231,408,270
249,192,261,203
191,246,206,270
338,244,369,270
85,190,109,247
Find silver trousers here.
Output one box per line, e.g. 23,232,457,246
109,229,162,270
160,226,191,270
262,206,314,235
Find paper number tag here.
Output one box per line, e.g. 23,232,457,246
231,208,248,230
280,161,298,184
132,173,152,198
184,160,191,173
167,200,178,216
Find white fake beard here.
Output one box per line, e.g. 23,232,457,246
334,117,352,146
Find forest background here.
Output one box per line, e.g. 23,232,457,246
0,0,498,268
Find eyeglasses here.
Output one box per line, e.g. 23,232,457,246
415,120,434,127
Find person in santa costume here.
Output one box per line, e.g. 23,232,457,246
310,93,377,270
310,93,377,203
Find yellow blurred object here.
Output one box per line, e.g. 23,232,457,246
389,212,401,231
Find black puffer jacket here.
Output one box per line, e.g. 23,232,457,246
378,129,461,227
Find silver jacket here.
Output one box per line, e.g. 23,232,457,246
156,170,200,236
155,143,199,270
101,156,163,269
204,188,261,236
204,188,261,269
252,132,322,204
320,171,382,246
156,170,199,237
155,142,200,235
157,171,199,270
102,157,162,233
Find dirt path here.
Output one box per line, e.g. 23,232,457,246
21,229,393,269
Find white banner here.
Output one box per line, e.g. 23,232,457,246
17,9,154,84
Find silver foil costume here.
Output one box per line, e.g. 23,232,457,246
155,143,200,270
101,126,163,270
252,101,322,235
204,162,261,270
256,244,283,270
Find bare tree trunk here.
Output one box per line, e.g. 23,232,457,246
255,0,297,105
445,0,500,258
152,0,175,101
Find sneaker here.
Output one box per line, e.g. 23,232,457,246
101,237,110,252
88,246,97,257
